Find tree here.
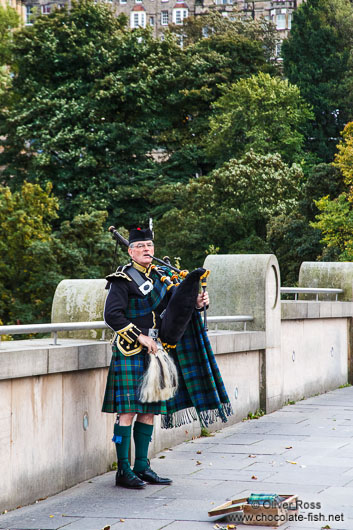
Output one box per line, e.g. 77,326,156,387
333,122,353,185
310,121,353,261
312,193,353,261
0,0,183,225
267,162,344,283
207,72,313,166
0,182,59,324
168,10,279,63
0,4,20,65
160,14,278,182
0,4,20,99
153,151,302,269
281,0,353,162
0,182,120,325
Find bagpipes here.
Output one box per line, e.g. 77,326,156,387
108,226,210,403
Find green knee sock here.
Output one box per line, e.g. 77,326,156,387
133,421,153,473
113,424,132,470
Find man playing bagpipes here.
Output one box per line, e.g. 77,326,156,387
102,227,232,489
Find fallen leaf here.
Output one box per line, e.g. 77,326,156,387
285,446,293,449
197,450,202,454
248,454,256,458
159,455,166,459
196,460,202,465
227,525,236,529
286,460,297,465
251,475,258,480
49,515,54,518
322,526,331,529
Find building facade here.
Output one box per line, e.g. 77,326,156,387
23,0,304,44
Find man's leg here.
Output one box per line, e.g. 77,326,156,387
133,413,172,485
114,413,146,489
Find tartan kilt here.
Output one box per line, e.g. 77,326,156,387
102,343,168,415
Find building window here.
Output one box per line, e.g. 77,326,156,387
130,11,146,28
135,0,143,3
161,10,169,25
276,13,286,30
120,0,127,3
41,4,52,14
173,8,188,24
149,15,154,25
25,4,34,24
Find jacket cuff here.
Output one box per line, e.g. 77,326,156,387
117,323,141,343
116,323,142,356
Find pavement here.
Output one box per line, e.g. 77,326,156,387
2,387,353,530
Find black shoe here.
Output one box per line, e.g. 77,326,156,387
135,466,172,485
116,467,147,489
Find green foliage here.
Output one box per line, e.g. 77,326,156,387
312,193,353,261
267,213,323,285
267,161,345,283
207,72,313,166
0,182,119,325
0,4,20,100
310,122,353,262
154,150,302,269
0,182,59,324
0,0,183,225
0,3,20,65
282,0,353,161
244,409,265,420
168,10,279,62
159,17,277,183
333,122,353,186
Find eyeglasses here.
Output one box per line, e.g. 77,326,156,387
134,242,154,249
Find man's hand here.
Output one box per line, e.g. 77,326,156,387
137,333,158,354
196,291,209,309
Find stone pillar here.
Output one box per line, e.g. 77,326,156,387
299,261,353,301
51,279,109,340
299,261,353,383
203,254,282,412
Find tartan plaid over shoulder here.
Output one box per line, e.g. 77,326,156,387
125,276,167,319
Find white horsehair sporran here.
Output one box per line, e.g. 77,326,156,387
139,340,178,403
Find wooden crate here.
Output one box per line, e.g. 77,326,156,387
208,494,298,527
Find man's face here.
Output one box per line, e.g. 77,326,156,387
128,240,154,267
